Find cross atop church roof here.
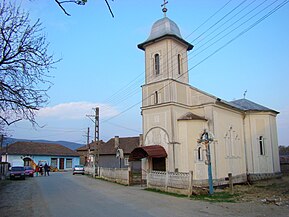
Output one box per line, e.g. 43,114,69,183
161,0,168,17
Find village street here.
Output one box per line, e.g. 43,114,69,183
0,172,288,217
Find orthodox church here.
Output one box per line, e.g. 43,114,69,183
131,6,280,184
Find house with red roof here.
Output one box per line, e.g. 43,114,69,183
1,142,80,170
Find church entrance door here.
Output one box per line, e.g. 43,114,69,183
152,157,166,171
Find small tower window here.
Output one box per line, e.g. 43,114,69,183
177,54,182,74
197,147,202,161
154,91,158,104
259,136,265,155
154,54,160,75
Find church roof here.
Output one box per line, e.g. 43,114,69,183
227,99,279,113
138,17,193,51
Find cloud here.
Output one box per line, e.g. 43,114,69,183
37,102,119,120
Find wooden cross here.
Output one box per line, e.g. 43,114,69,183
161,0,168,17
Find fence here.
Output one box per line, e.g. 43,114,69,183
84,166,96,176
99,167,130,185
0,162,9,180
147,170,193,196
85,166,130,185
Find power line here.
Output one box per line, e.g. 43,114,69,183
95,1,234,115
102,0,289,124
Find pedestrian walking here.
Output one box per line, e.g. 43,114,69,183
44,163,50,176
35,165,39,177
39,165,43,176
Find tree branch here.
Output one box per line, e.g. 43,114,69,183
54,0,71,16
104,0,114,18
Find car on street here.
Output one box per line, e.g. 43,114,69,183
10,166,25,180
24,166,35,177
73,165,85,175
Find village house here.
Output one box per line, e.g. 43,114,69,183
76,140,104,166
76,136,141,170
129,7,281,186
0,141,80,170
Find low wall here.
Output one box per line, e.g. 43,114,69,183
84,166,96,176
194,173,248,187
147,171,193,196
99,167,129,185
248,172,282,182
0,163,9,180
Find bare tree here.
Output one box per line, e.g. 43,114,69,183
0,1,58,128
54,0,115,17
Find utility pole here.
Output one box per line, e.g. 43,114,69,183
87,107,99,177
86,127,90,166
0,135,3,162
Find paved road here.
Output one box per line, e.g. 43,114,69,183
1,172,288,217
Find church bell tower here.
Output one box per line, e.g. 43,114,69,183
138,4,193,172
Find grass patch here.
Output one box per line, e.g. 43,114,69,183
144,188,187,198
190,192,238,203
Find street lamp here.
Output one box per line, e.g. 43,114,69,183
198,129,214,195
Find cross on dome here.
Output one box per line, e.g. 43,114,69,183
161,0,168,17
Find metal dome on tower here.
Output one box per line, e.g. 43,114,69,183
137,1,193,51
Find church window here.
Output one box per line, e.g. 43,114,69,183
177,54,182,74
154,54,160,75
224,126,240,157
259,136,265,155
154,91,158,104
197,147,202,161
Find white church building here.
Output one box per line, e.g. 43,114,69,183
130,8,281,184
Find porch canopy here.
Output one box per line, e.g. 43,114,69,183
129,145,167,161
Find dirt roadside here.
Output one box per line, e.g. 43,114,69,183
219,174,289,207
0,177,34,217
0,176,49,217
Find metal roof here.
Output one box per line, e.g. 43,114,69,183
147,17,182,41
129,145,167,161
228,99,278,113
138,17,193,51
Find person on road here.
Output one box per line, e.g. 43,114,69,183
35,165,39,177
44,163,50,176
39,165,43,176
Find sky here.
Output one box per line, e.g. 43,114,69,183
5,0,289,146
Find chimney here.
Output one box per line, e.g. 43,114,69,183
114,136,119,148
139,134,143,146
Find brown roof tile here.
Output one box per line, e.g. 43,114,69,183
2,142,80,157
75,137,140,155
100,136,140,155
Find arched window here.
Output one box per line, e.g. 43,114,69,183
177,54,182,74
259,136,265,155
154,54,160,75
197,147,202,161
154,91,158,104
